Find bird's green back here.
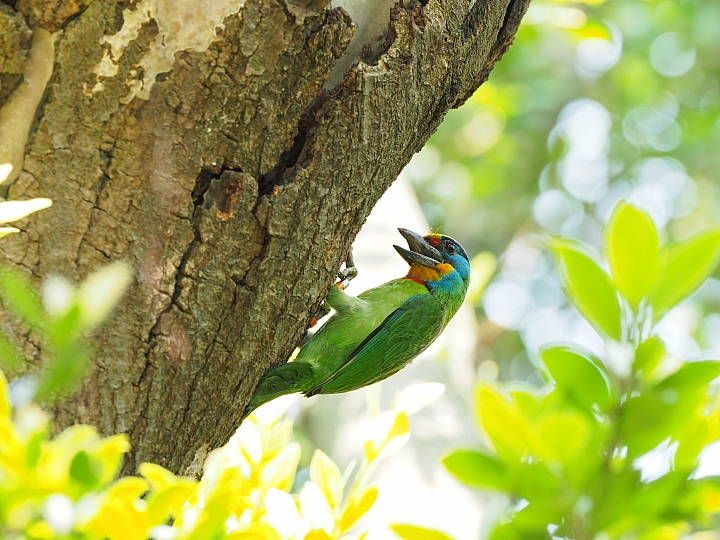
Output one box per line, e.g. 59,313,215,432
298,278,429,385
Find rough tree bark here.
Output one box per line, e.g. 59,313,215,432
0,0,529,476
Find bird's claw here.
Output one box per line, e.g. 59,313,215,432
337,247,358,289
309,248,358,329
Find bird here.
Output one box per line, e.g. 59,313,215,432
243,228,471,418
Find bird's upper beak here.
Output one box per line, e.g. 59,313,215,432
393,228,443,268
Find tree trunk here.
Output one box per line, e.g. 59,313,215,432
0,0,529,476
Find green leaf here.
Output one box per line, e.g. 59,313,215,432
656,360,720,394
36,343,90,400
619,361,720,458
443,449,512,492
634,336,665,375
606,202,660,309
651,229,720,317
548,239,622,340
541,346,612,411
390,524,454,540
488,521,551,540
0,265,45,329
70,450,102,489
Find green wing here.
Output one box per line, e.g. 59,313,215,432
306,294,445,396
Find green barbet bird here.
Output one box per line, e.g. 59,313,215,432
244,229,470,417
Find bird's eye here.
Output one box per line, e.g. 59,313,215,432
445,243,456,255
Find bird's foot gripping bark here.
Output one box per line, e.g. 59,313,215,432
310,248,357,328
337,247,357,289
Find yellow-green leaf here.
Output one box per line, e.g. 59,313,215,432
475,384,531,461
606,202,660,308
310,449,343,508
634,335,665,374
536,411,592,466
548,239,622,340
364,410,410,461
651,229,720,317
0,369,10,419
390,524,455,540
303,531,332,540
442,450,512,492
260,442,300,491
139,462,179,491
146,483,196,524
340,485,378,532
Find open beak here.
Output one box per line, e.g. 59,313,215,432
393,228,443,268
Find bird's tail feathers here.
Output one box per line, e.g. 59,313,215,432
242,361,314,421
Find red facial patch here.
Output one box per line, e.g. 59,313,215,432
403,276,427,287
427,235,440,247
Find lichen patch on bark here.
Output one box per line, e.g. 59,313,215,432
93,0,249,102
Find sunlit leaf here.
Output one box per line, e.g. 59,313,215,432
536,411,593,466
0,199,52,223
390,524,455,540
548,239,622,340
234,418,263,465
475,384,532,461
541,346,612,411
393,383,445,415
0,369,10,419
651,229,720,317
303,531,332,540
364,410,410,461
620,361,720,458
0,265,46,329
265,488,300,538
261,442,300,492
634,335,665,375
263,417,294,458
139,463,179,491
146,483,196,524
299,481,334,535
0,227,19,238
340,485,377,532
0,163,12,184
442,449,512,492
606,202,660,309
42,275,75,318
78,262,133,330
310,449,343,508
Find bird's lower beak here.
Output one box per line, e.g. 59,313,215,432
393,228,443,268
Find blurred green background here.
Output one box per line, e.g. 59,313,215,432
406,0,720,383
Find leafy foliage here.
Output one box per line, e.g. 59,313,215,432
444,202,720,539
0,350,442,539
0,163,52,238
0,262,132,400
